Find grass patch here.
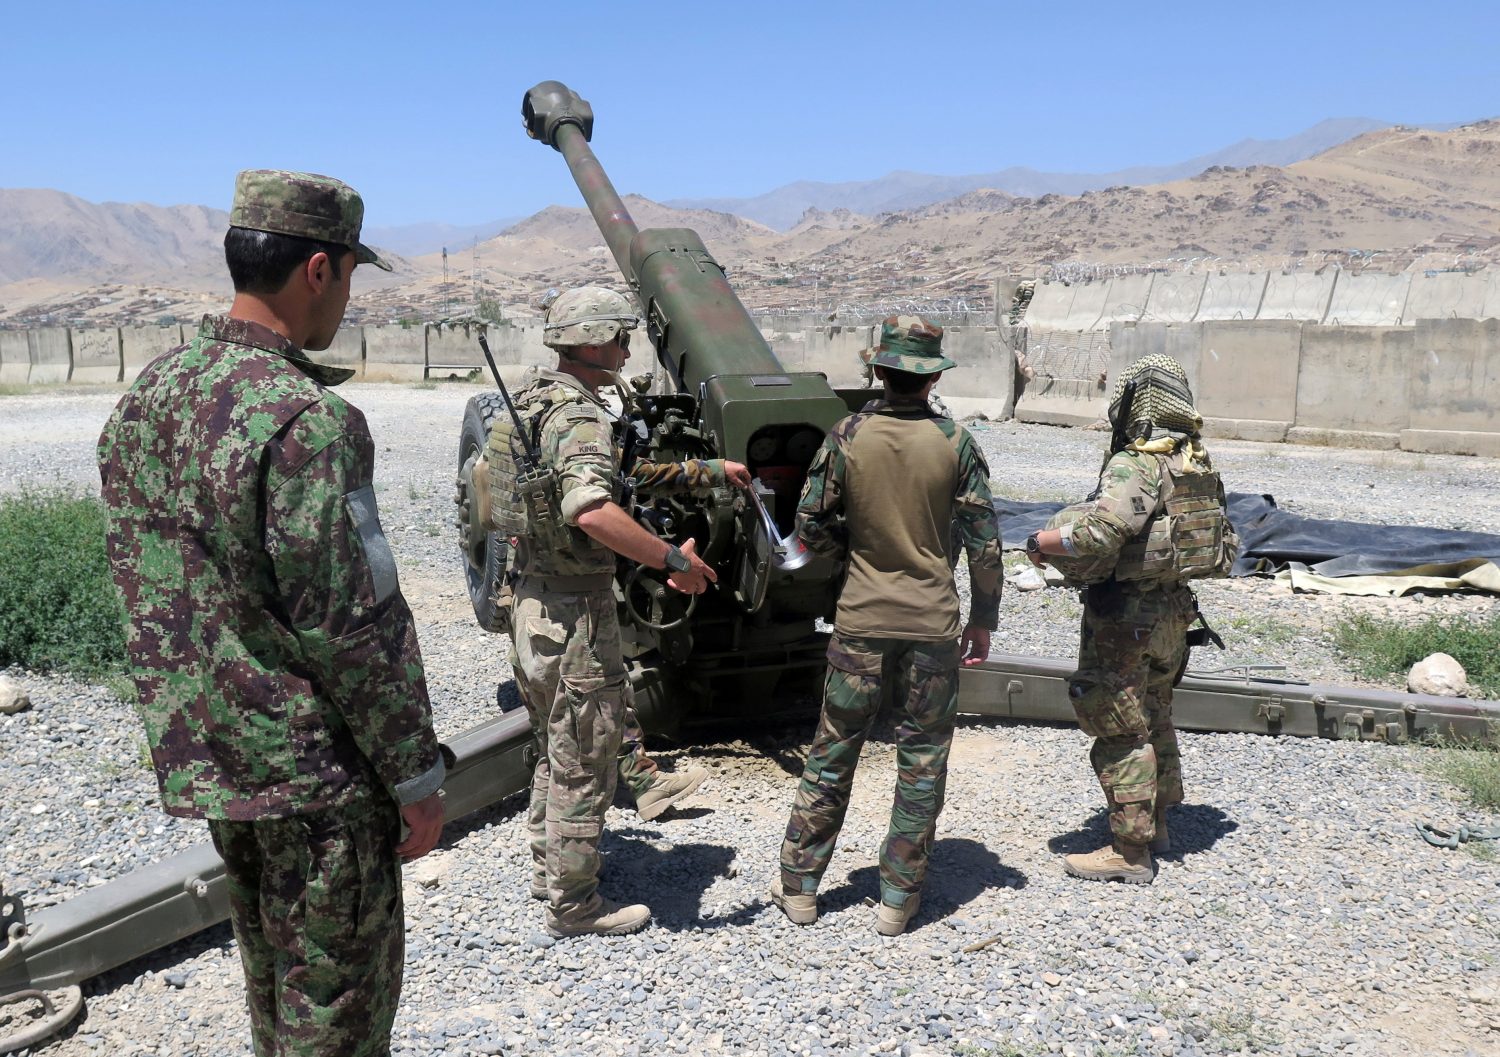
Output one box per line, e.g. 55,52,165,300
0,384,30,397
1421,727,1500,812
0,490,127,678
1226,613,1299,646
1332,612,1500,698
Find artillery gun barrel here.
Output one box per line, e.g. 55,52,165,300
523,79,786,392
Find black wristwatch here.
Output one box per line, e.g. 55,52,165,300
663,543,692,573
1025,534,1042,556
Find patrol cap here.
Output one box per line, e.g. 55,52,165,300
230,169,392,272
866,314,956,375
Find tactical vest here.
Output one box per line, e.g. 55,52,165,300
1114,451,1236,583
484,382,571,552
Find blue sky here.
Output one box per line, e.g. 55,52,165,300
4,0,1498,226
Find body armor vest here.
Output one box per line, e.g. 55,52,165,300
484,383,571,552
1114,451,1236,584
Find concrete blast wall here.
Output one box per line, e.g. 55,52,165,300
27,328,71,384
1142,274,1205,323
1195,272,1268,322
1196,320,1301,441
122,326,185,381
938,328,1015,421
1292,326,1414,446
1403,318,1500,456
1323,271,1411,326
1402,272,1490,322
1095,274,1153,328
1485,274,1500,321
0,331,28,384
1023,280,1078,330
318,327,364,377
70,328,122,383
1057,279,1109,331
1257,271,1335,321
364,326,425,382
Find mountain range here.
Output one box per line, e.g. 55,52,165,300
3,117,1497,326
666,117,1464,229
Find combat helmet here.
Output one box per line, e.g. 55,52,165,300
1042,503,1117,585
542,286,639,349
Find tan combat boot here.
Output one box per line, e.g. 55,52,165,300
769,878,818,925
545,898,651,938
875,893,922,937
635,765,708,821
529,867,547,901
1063,842,1155,885
1150,809,1171,855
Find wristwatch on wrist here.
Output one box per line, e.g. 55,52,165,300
1025,534,1042,556
662,543,692,573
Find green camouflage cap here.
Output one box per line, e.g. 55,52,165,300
230,169,392,272
866,314,956,375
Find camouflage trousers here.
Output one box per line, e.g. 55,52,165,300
1067,582,1197,846
781,633,961,910
512,584,629,923
507,644,657,804
207,794,403,1057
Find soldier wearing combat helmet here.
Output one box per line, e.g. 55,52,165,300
98,170,443,1057
486,285,750,937
771,315,1003,936
1026,354,1237,885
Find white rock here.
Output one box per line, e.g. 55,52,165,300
1011,567,1047,592
407,849,452,889
1407,652,1469,697
0,676,30,715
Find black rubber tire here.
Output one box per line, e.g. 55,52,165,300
458,392,510,632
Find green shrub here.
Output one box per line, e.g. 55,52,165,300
1332,612,1500,699
0,490,127,677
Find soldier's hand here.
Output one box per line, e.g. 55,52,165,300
397,792,444,862
666,537,716,595
960,626,991,667
1026,549,1047,568
721,461,753,489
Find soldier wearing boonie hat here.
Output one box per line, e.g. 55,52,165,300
772,314,1003,937
98,168,442,1056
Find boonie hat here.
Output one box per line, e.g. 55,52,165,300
230,169,392,272
866,314,956,375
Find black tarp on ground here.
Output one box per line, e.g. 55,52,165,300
992,494,1500,578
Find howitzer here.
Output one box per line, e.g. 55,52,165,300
454,80,874,734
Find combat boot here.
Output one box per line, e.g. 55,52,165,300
875,893,921,937
529,867,546,901
769,878,818,925
545,898,652,938
1063,842,1155,885
635,765,708,821
1150,809,1171,855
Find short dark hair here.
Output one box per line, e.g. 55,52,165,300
224,227,347,294
877,365,934,396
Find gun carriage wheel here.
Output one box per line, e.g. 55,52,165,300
455,392,510,632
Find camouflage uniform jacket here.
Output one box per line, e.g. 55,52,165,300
1064,446,1203,573
98,315,444,821
796,397,1003,641
509,368,729,580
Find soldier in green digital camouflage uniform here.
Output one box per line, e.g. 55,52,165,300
1027,354,1235,885
485,286,750,936
771,316,1003,936
98,171,445,1057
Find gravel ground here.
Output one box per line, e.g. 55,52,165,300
2,382,1497,1057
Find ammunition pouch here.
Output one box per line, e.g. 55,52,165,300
485,387,572,553
1115,454,1235,585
